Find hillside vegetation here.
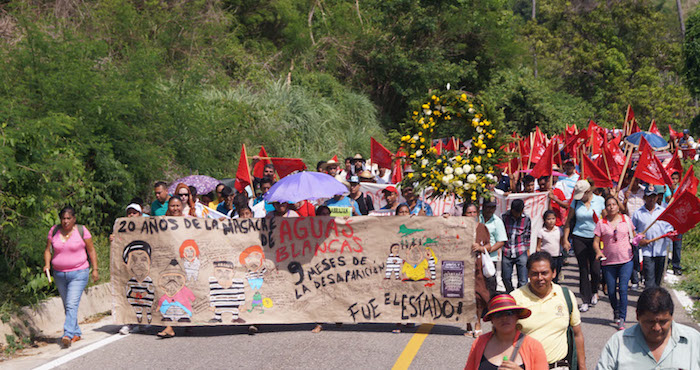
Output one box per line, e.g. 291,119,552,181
0,0,698,307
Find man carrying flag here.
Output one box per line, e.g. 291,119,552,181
631,185,675,288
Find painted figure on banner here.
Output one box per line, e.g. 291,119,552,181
401,244,433,281
208,260,246,323
425,246,438,280
157,259,196,322
384,243,403,280
179,239,201,282
123,241,155,324
247,291,267,314
239,245,276,291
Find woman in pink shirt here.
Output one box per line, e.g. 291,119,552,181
43,206,98,348
593,196,635,330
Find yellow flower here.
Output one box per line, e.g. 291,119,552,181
408,172,414,178
436,159,442,164
420,137,425,143
422,104,430,109
422,173,427,177
413,111,419,115
418,131,422,136
410,144,415,148
420,145,425,149
431,95,437,101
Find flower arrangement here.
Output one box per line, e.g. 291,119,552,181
398,90,504,202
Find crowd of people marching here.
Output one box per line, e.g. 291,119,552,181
42,121,700,369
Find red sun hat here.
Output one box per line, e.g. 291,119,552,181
483,294,532,322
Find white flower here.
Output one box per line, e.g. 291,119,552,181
421,159,429,166
447,183,454,191
455,167,464,176
472,117,480,123
464,183,471,190
475,165,483,173
444,167,454,175
479,149,485,154
454,180,463,188
424,109,432,116
416,150,423,157
486,174,495,181
463,164,472,173
476,126,483,133
467,174,477,183
412,135,419,141
468,108,475,114
446,83,451,90
442,178,450,185
478,134,484,140
445,174,454,181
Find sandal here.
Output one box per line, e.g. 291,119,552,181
157,331,175,339
71,336,81,343
60,336,71,348
311,324,322,333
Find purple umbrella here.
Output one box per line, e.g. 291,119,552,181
168,175,221,195
264,172,348,203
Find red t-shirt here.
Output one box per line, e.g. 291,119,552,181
295,200,316,217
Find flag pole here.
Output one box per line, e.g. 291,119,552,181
615,143,634,194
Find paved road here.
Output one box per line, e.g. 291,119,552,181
9,263,700,370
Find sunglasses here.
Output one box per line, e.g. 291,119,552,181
492,310,518,319
178,193,190,199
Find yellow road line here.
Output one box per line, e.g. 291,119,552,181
392,324,435,370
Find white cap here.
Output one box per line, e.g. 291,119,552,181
572,180,591,200
126,203,142,214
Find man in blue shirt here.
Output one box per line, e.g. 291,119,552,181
324,194,361,216
216,186,236,217
252,177,276,214
151,181,170,216
400,185,433,216
597,287,700,370
632,185,674,288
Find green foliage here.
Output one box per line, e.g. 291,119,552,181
481,68,594,136
684,6,700,98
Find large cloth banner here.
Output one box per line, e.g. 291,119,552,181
111,216,476,327
494,192,549,252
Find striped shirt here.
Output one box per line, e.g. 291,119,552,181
502,212,531,258
126,277,155,307
209,277,245,308
245,268,267,280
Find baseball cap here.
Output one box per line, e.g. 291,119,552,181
382,185,398,194
126,203,142,214
349,176,360,184
644,185,665,196
572,180,591,200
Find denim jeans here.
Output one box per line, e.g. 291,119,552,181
54,268,90,339
501,253,528,293
643,256,666,288
672,234,683,270
602,260,633,322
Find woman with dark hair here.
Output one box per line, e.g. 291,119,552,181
465,294,548,369
43,206,99,348
395,204,410,216
594,196,635,330
174,183,197,217
563,180,605,312
464,203,495,338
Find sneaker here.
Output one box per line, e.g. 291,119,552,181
631,283,639,290
674,269,683,276
119,325,130,335
60,336,71,348
591,294,599,306
579,303,589,312
617,322,625,330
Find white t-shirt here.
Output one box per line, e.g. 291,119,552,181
554,173,580,200
537,226,562,257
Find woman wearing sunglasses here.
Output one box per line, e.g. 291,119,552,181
174,183,197,217
465,294,547,370
593,196,635,331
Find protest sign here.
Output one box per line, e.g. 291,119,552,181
111,216,476,327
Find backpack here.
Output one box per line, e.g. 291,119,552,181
561,286,578,370
51,224,85,240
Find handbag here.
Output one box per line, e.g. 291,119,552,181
481,248,496,278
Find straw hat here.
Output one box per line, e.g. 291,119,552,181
358,170,374,179
320,159,340,171
483,294,532,322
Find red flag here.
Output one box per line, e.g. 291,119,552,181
330,155,338,162
603,138,625,182
391,158,403,184
530,127,546,164
669,125,681,141
370,137,393,169
531,139,556,178
649,120,661,136
589,130,603,155
253,145,272,178
435,140,443,156
630,118,641,134
444,137,460,152
664,150,683,178
582,154,613,188
676,166,699,196
396,147,407,158
270,158,307,178
657,191,700,233
563,129,587,156
624,105,635,134
634,137,674,187
234,144,252,193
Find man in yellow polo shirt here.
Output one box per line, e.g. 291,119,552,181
511,252,587,370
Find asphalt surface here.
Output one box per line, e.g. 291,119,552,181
8,261,700,370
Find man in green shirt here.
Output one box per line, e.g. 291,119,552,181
597,287,700,369
151,181,170,216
